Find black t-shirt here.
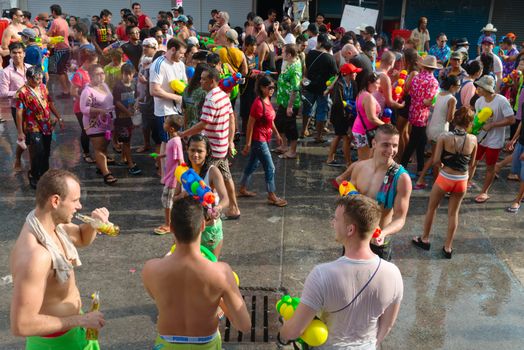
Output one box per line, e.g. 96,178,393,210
305,50,338,95
121,42,143,72
350,54,373,92
90,23,116,49
113,81,135,123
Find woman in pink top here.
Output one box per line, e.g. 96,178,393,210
352,73,385,160
240,76,287,207
460,60,482,108
80,64,117,185
71,48,98,163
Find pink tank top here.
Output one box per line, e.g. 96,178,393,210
353,91,382,134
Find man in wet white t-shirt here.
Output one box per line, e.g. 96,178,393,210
279,195,403,349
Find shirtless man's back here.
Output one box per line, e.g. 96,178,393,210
142,196,250,349
10,169,106,350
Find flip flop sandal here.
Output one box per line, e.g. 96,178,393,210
507,174,520,181
279,153,297,159
268,198,288,207
412,236,430,250
221,214,241,220
271,148,286,154
154,226,171,235
442,247,453,259
474,194,490,203
238,191,257,197
506,205,520,213
103,173,118,185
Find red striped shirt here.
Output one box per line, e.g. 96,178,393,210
201,87,233,158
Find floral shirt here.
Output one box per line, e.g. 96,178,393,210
501,47,519,77
428,44,451,64
408,70,439,127
276,60,302,108
15,84,53,135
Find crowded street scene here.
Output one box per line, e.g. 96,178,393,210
1,1,524,349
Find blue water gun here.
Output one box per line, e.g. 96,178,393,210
175,163,215,207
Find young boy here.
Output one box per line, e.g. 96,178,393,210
113,63,141,175
104,48,124,91
155,115,184,235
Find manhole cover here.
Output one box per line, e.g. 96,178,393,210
219,288,282,344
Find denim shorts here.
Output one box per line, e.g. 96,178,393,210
152,115,169,144
511,142,524,180
302,91,329,122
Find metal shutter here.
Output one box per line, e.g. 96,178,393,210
404,0,491,59
183,0,254,33
492,0,524,44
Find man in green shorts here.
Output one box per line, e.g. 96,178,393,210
142,196,251,349
10,170,107,349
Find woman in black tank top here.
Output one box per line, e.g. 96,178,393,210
412,107,477,259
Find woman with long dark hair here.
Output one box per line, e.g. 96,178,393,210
182,63,208,128
174,134,230,258
240,76,287,207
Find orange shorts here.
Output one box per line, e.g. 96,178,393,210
435,170,468,193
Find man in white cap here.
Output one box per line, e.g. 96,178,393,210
469,75,515,204
477,23,497,56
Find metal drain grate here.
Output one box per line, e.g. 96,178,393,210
219,289,281,343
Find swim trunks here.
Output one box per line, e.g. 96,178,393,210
26,326,100,350
154,332,221,350
201,219,223,250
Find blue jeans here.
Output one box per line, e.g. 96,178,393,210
511,142,524,180
240,141,276,193
302,90,329,122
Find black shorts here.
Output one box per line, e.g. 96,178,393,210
54,49,71,75
275,105,299,141
331,113,352,136
115,118,133,143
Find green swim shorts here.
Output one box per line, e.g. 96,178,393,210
154,333,221,350
201,219,223,250
26,327,100,350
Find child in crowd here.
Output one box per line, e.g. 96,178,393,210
104,48,124,91
113,63,141,175
155,115,184,235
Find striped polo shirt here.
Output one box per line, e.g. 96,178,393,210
201,87,233,158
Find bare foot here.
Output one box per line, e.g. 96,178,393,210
13,161,22,172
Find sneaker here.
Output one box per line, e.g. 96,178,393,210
128,165,142,175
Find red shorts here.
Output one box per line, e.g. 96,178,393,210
435,170,468,193
475,144,501,166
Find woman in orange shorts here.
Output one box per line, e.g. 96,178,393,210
412,107,477,258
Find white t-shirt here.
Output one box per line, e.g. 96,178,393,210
475,53,503,78
149,55,187,116
284,32,296,44
300,256,403,350
475,94,514,149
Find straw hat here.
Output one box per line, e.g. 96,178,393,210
419,55,443,70
481,23,497,32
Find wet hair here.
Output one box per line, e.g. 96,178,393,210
87,64,104,77
23,11,31,20
453,106,474,128
403,48,419,72
187,134,213,176
335,194,381,239
74,22,89,37
480,53,493,76
8,42,24,53
206,52,220,66
440,75,460,90
100,9,112,18
26,66,43,80
202,65,221,82
376,123,399,138
392,36,405,51
164,115,183,131
9,8,20,19
170,196,205,243
283,43,298,58
78,48,98,66
36,169,80,209
121,62,135,75
50,5,62,16
126,14,138,27
187,63,209,94
255,75,274,98
360,72,379,92
244,35,256,47
167,38,187,51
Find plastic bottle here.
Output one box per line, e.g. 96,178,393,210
75,213,120,236
85,291,100,340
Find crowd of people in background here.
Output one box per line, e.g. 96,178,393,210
4,3,524,349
